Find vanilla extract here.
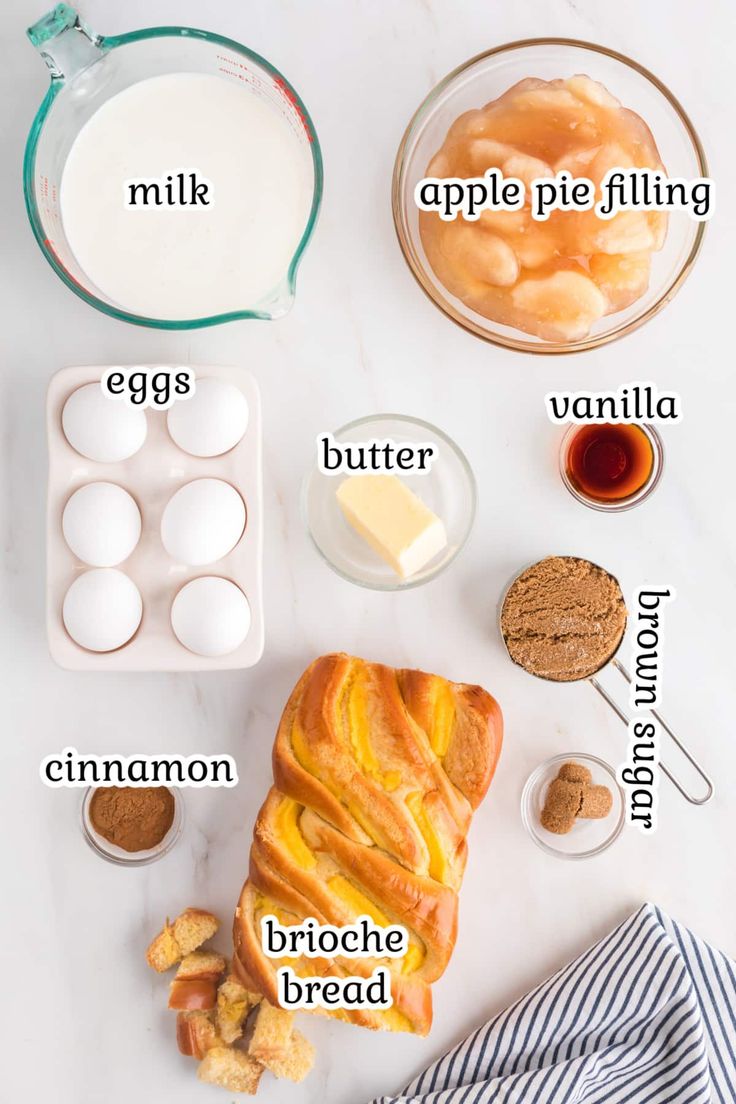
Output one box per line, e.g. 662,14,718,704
565,423,654,503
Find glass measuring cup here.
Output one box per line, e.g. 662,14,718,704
499,556,713,805
24,5,323,329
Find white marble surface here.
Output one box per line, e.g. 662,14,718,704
2,1,735,1101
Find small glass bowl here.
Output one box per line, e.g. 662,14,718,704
521,753,624,859
393,38,707,355
559,423,664,512
302,414,476,590
81,786,184,866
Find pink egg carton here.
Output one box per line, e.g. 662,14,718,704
46,364,263,671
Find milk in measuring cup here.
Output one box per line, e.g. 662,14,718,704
59,73,313,320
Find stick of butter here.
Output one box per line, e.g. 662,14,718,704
336,474,447,579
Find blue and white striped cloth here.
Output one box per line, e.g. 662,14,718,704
371,904,736,1104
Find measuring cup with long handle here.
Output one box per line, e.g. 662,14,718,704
589,658,713,804
500,558,714,806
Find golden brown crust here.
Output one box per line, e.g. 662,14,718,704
248,790,457,982
234,653,502,1037
229,945,262,995
233,871,434,1034
170,951,227,1009
168,978,218,1012
443,684,504,808
398,673,503,809
176,1010,221,1059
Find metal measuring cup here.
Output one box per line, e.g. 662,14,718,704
499,556,713,805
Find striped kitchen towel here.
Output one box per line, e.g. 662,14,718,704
371,903,736,1104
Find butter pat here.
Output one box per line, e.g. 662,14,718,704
336,475,447,579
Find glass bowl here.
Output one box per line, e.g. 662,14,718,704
559,423,665,511
81,786,184,866
521,753,624,859
392,38,707,355
302,414,476,590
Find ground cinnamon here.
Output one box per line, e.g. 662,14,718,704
89,786,175,852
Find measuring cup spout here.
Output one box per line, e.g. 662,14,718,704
263,278,296,319
27,4,105,82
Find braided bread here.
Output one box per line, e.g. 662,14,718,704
233,653,503,1035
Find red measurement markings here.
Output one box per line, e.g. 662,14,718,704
273,77,313,142
216,53,249,70
214,54,313,142
217,65,259,89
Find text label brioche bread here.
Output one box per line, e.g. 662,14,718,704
233,653,503,1035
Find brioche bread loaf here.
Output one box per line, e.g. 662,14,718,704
233,653,502,1035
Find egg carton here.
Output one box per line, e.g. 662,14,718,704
46,364,263,670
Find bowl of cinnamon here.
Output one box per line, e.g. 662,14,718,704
81,785,183,866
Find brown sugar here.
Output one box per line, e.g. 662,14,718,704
500,556,627,682
89,785,175,852
540,779,583,834
540,761,613,835
557,761,592,784
579,784,614,819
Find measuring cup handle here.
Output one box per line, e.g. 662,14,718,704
27,4,105,82
588,659,714,805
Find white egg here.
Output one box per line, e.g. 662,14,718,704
63,568,142,652
167,378,249,457
62,383,147,462
62,482,141,567
171,577,251,656
161,479,246,566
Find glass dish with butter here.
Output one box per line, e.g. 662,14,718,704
302,414,476,590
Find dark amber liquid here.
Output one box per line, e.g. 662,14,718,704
565,423,654,502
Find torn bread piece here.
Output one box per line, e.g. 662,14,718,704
176,1011,222,1059
197,1047,264,1095
146,920,180,973
176,951,227,979
169,950,227,1011
217,973,261,1045
168,979,218,1012
263,1029,316,1083
248,1001,294,1061
146,908,220,973
173,909,220,957
248,1002,316,1081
